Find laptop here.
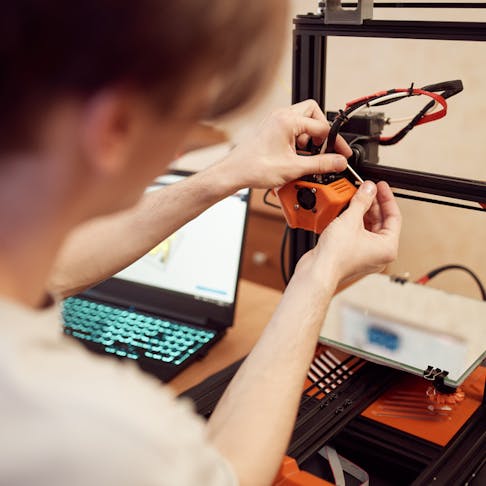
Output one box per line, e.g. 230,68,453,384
62,170,250,382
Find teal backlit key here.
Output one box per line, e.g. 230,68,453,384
62,297,216,372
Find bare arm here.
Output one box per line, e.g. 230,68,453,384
208,181,401,486
208,258,336,486
48,162,241,297
49,100,351,298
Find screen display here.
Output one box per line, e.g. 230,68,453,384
115,174,249,306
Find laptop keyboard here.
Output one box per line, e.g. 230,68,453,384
62,297,217,368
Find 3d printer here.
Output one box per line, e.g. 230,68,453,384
182,2,486,485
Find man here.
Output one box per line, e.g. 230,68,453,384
0,1,401,485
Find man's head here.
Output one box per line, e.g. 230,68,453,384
0,0,287,219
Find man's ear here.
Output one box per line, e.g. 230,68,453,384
80,89,141,177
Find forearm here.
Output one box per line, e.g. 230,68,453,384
207,259,338,486
48,159,242,297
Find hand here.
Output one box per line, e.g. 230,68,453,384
221,100,352,189
297,181,401,287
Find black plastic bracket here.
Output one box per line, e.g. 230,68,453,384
423,365,456,394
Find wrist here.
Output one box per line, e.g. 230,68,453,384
292,251,340,296
213,147,253,191
198,156,243,200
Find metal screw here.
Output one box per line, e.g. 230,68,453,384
311,187,317,194
294,204,300,210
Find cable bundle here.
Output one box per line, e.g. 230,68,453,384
325,80,463,153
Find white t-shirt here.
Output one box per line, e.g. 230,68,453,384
0,296,237,486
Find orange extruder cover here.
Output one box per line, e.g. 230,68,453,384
277,179,357,234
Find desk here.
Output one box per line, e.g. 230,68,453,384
170,279,282,394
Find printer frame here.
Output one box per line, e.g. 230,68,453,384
288,3,486,274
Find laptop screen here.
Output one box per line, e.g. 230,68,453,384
113,173,249,307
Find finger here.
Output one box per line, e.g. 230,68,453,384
364,196,383,233
296,133,310,149
320,134,351,158
335,134,353,158
295,153,347,176
290,99,327,124
294,115,331,140
376,181,401,235
292,111,351,157
348,181,377,217
291,101,328,146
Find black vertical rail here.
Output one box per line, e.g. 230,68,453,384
289,23,328,276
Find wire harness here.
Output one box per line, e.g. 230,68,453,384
325,80,463,153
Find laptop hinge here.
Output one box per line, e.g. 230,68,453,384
82,290,210,328
206,319,228,333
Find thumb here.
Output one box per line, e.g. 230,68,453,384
349,181,377,216
297,153,347,176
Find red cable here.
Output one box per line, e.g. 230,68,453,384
345,88,448,143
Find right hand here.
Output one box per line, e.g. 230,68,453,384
297,180,402,287
220,99,351,190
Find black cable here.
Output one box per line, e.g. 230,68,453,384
421,80,463,100
262,190,290,285
379,99,435,146
372,93,410,107
420,264,486,301
325,109,356,154
263,188,281,209
280,225,290,286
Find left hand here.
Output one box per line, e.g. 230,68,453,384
220,100,352,189
296,180,401,288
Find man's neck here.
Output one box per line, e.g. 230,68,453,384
0,155,74,308
0,239,62,309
